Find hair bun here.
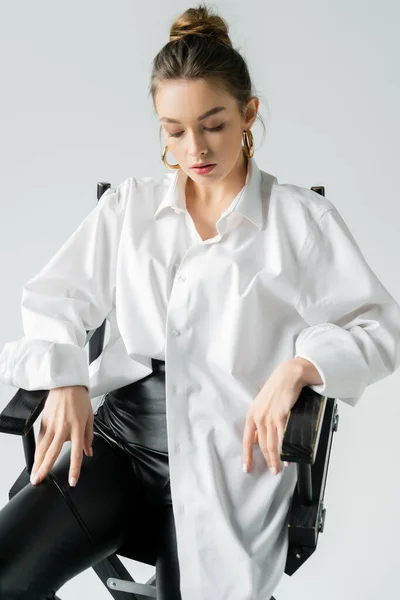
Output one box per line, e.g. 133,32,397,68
169,4,232,48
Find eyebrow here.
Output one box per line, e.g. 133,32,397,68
160,106,226,124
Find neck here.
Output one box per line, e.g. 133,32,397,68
185,151,249,210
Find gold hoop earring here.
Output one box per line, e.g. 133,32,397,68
162,146,180,170
242,129,255,158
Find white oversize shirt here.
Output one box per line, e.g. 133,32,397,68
1,157,400,599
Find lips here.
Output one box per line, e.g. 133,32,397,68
191,163,215,168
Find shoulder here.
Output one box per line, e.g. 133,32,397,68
258,169,343,260
261,170,340,243
121,172,174,196
263,171,336,224
105,172,175,215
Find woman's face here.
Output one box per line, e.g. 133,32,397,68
155,78,258,184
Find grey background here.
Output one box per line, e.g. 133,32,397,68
0,1,399,598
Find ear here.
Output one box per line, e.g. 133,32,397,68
243,96,259,130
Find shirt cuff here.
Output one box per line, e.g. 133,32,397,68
294,322,369,407
0,338,90,391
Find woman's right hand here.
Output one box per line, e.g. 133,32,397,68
30,385,94,487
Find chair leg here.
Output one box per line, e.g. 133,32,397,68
92,554,141,600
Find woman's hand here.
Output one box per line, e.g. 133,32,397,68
242,359,306,475
30,385,94,488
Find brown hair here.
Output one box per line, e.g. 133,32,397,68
149,2,267,148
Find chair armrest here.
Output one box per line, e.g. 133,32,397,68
0,387,49,478
0,388,48,436
282,386,339,576
281,385,327,465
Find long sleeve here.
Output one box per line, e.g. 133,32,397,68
0,184,128,391
294,206,400,407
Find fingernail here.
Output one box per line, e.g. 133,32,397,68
89,447,93,457
271,466,277,475
242,463,248,473
69,477,77,487
31,473,39,485
284,461,290,467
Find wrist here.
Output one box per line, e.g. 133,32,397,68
291,357,324,387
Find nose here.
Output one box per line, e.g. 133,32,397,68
187,131,208,158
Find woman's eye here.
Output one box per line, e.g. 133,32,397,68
206,124,225,133
168,124,225,138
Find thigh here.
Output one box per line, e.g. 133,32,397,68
0,432,148,598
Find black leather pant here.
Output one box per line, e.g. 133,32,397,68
0,359,181,600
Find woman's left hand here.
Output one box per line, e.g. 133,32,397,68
242,359,305,475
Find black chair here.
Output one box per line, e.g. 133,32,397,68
0,183,339,599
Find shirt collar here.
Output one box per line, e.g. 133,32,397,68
154,156,263,230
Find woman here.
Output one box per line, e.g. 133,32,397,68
0,3,400,600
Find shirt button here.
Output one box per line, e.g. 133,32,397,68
174,441,180,453
177,275,186,282
172,384,177,394
171,328,180,337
